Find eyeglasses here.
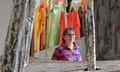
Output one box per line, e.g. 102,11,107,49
66,33,75,36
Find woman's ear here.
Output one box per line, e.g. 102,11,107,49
63,35,66,40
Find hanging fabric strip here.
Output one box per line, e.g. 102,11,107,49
64,0,68,28
44,0,46,49
73,0,82,3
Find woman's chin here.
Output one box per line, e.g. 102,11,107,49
69,40,74,43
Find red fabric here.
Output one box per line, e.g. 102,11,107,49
39,3,48,14
59,10,81,44
54,0,64,5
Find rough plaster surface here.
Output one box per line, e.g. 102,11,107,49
95,0,120,60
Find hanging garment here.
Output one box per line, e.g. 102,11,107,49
42,0,49,49
47,2,63,48
54,0,64,5
70,1,80,11
66,0,72,12
33,4,45,52
81,0,86,12
59,10,81,44
78,6,85,37
46,1,54,48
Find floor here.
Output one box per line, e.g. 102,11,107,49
0,58,120,72
24,58,120,72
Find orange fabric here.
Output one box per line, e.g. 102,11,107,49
40,0,49,8
33,4,45,52
59,10,81,44
81,0,86,12
46,0,49,7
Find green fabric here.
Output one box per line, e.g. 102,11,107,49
70,1,80,10
48,2,63,48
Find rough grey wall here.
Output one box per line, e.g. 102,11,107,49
0,0,12,56
95,0,120,60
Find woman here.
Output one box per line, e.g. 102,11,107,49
51,27,82,62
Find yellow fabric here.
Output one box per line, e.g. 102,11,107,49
33,6,44,52
46,0,49,7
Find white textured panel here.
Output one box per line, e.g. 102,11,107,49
0,0,12,55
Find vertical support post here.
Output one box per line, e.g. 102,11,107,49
85,0,96,70
1,0,35,72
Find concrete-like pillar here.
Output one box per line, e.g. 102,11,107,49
1,0,35,72
85,0,96,70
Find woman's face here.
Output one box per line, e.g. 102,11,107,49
63,30,75,43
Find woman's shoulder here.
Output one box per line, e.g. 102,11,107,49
73,42,79,47
73,42,81,50
55,44,65,50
